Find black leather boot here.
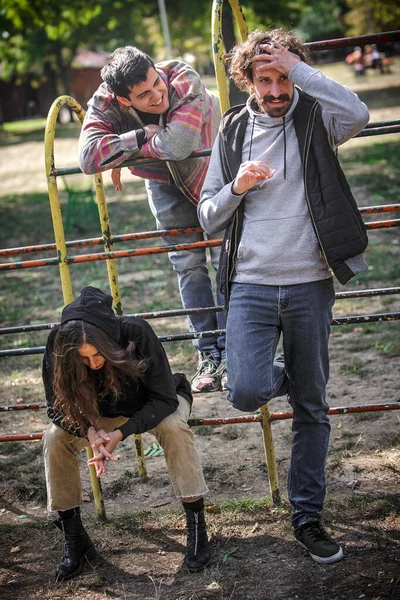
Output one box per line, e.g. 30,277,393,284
184,507,211,572
54,510,96,581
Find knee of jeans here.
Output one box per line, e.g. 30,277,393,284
229,386,269,413
169,249,208,274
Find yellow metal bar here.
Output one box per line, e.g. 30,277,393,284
260,404,281,505
212,1,280,501
92,173,123,315
44,97,80,305
86,445,107,520
133,434,149,482
212,0,248,114
45,95,107,518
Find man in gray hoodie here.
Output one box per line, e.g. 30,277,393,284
198,28,369,564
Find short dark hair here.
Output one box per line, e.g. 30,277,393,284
229,28,310,92
101,46,155,98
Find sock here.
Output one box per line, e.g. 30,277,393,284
58,507,80,521
182,498,204,514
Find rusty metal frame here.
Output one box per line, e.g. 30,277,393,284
0,4,399,517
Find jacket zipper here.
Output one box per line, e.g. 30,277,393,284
167,160,197,204
220,135,237,299
303,102,335,278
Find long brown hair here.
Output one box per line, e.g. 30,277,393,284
52,320,146,431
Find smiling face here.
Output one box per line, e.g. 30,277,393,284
78,343,106,370
117,67,169,114
248,63,294,117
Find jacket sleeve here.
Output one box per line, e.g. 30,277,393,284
140,63,210,162
197,133,244,235
78,106,143,174
289,62,370,148
117,319,179,439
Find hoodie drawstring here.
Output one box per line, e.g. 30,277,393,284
283,116,287,180
248,116,256,160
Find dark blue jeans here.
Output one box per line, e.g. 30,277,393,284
226,279,335,526
146,180,226,354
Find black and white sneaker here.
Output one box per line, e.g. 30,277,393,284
294,518,344,564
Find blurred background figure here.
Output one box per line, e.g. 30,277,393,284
345,46,366,77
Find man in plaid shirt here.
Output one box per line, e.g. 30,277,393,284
78,46,226,392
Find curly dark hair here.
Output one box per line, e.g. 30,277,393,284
229,28,310,92
52,320,147,432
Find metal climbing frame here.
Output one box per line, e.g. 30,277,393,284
0,0,400,515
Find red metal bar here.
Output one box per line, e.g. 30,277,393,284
359,204,400,214
2,217,398,270
356,125,400,137
304,30,400,52
3,205,399,258
0,239,222,271
64,239,222,264
0,227,204,257
365,219,400,230
1,403,399,442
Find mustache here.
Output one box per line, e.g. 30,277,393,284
262,94,291,103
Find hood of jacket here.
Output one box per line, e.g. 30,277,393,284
61,286,120,343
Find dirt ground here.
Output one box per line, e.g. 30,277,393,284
0,341,399,600
1,66,400,599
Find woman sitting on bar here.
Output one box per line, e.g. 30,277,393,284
42,286,210,581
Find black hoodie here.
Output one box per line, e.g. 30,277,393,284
42,287,191,439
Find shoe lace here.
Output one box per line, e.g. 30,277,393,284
195,354,219,376
303,521,330,542
215,358,227,377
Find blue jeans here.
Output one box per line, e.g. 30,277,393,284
146,180,226,354
226,279,335,526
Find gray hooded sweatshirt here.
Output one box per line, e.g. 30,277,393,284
198,61,369,286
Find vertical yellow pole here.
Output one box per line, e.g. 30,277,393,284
132,434,149,482
211,0,248,114
260,405,281,505
44,95,106,519
211,1,280,502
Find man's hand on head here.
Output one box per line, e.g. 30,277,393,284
253,44,301,77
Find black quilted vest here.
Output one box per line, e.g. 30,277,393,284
217,91,368,303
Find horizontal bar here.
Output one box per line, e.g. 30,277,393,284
2,217,398,270
0,227,204,257
359,204,400,215
1,312,399,356
1,284,400,336
0,239,222,271
52,116,400,178
64,239,222,264
54,149,213,177
3,205,400,258
305,30,400,52
356,125,400,137
1,403,399,442
365,219,400,230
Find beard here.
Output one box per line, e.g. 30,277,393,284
257,94,292,117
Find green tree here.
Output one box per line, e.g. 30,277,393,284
297,0,347,41
0,1,157,98
344,0,400,35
